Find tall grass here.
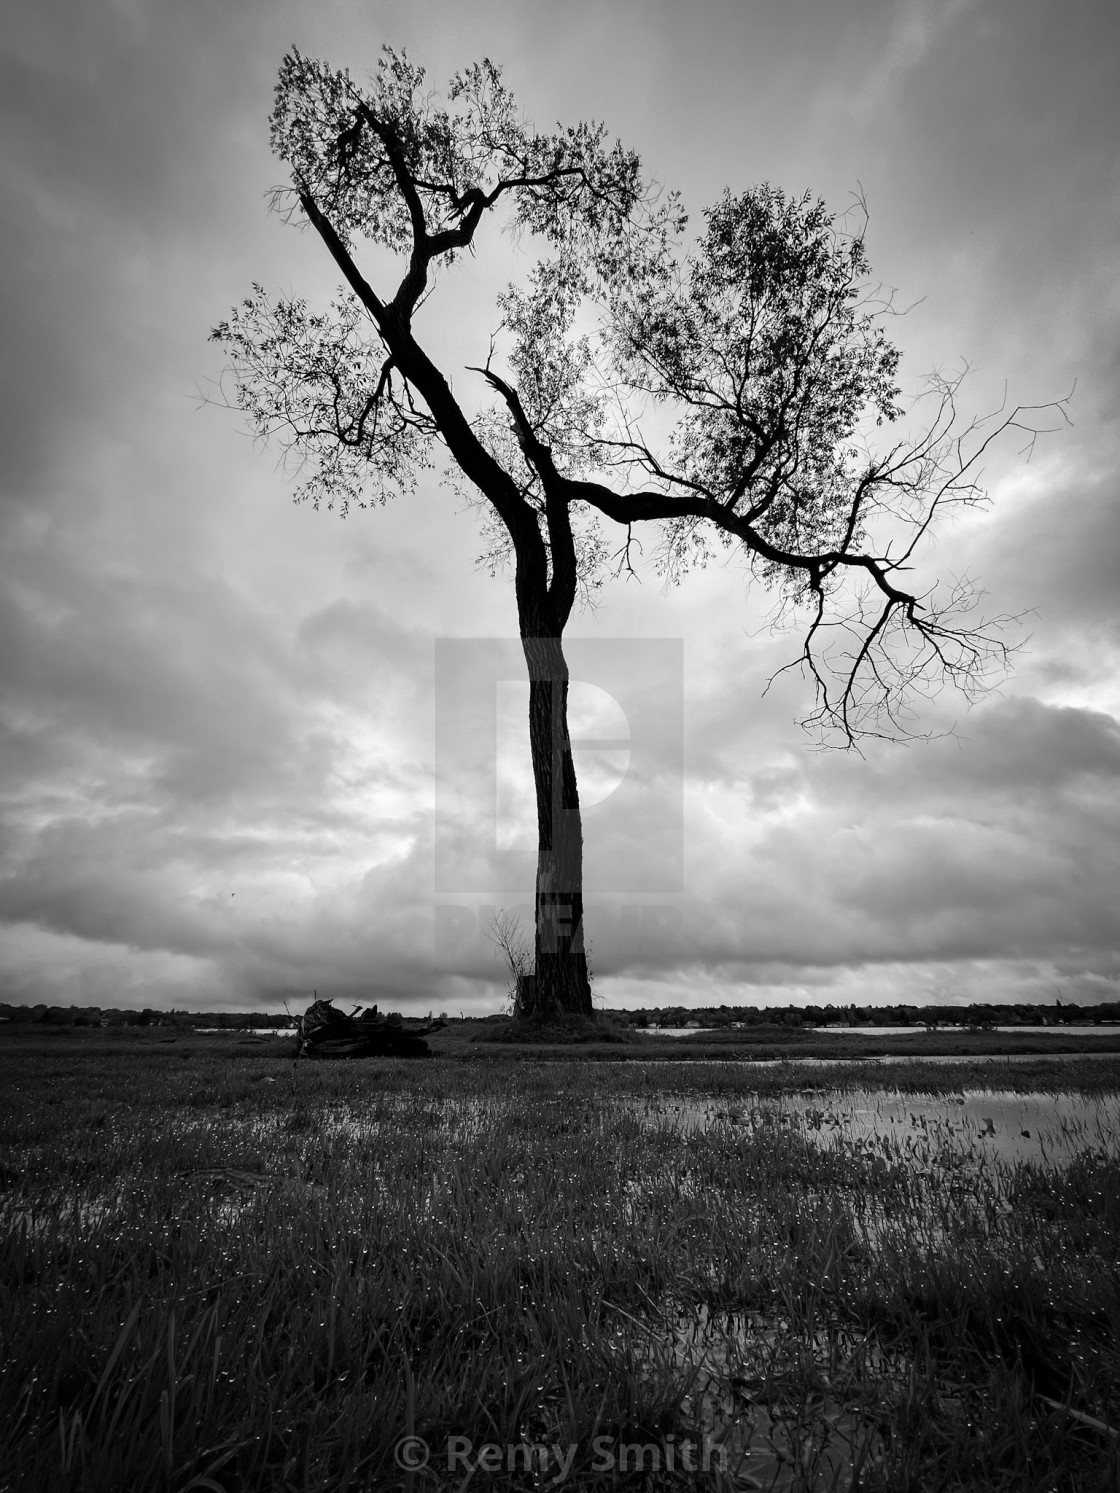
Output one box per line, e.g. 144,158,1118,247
1,1046,1118,1490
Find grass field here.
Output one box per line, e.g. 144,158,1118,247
2,1030,1119,1490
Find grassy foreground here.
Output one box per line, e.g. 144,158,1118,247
2,1037,1119,1491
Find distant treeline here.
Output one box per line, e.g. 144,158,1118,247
611,1001,1120,1030
0,1005,293,1029
4,1000,1118,1031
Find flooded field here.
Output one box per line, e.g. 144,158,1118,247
651,1023,1120,1038
3,1050,1119,1490
822,1024,1120,1038
634,1087,1120,1167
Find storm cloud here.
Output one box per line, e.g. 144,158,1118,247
1,0,1117,1012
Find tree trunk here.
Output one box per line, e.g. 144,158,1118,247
520,633,592,1018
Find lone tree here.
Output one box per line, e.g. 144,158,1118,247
213,48,1053,1019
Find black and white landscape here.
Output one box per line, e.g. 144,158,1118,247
2,0,1117,1017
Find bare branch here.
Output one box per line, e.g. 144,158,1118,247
217,47,1066,746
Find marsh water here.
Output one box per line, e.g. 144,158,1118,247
8,1030,1120,1493
275,1077,1120,1174
651,1023,1119,1036
632,1087,1120,1167
9,1075,1117,1241
819,1024,1120,1037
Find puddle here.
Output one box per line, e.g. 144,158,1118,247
180,1086,1120,1174
816,1024,1119,1037
629,1089,1120,1168
787,1089,1120,1166
194,1027,293,1036
7,1088,1116,1252
607,1301,914,1491
1,1193,123,1237
654,1050,1118,1064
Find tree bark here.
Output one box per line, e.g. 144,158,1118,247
520,632,592,1018
295,197,594,1016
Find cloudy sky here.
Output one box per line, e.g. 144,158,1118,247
2,0,1118,1014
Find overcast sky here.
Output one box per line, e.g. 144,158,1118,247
2,0,1118,1014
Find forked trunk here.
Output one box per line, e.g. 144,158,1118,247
520,634,592,1018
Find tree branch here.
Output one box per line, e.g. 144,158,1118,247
298,191,388,326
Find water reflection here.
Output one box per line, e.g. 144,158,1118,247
631,1088,1120,1168
818,1024,1120,1037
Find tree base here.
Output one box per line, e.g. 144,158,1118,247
517,961,593,1021
476,1010,629,1046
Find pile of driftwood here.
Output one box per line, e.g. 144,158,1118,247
296,997,444,1059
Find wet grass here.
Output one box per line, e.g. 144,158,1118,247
1,1041,1119,1490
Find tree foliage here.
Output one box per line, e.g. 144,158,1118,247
212,45,1062,742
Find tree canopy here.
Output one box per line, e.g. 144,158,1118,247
212,46,1057,746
